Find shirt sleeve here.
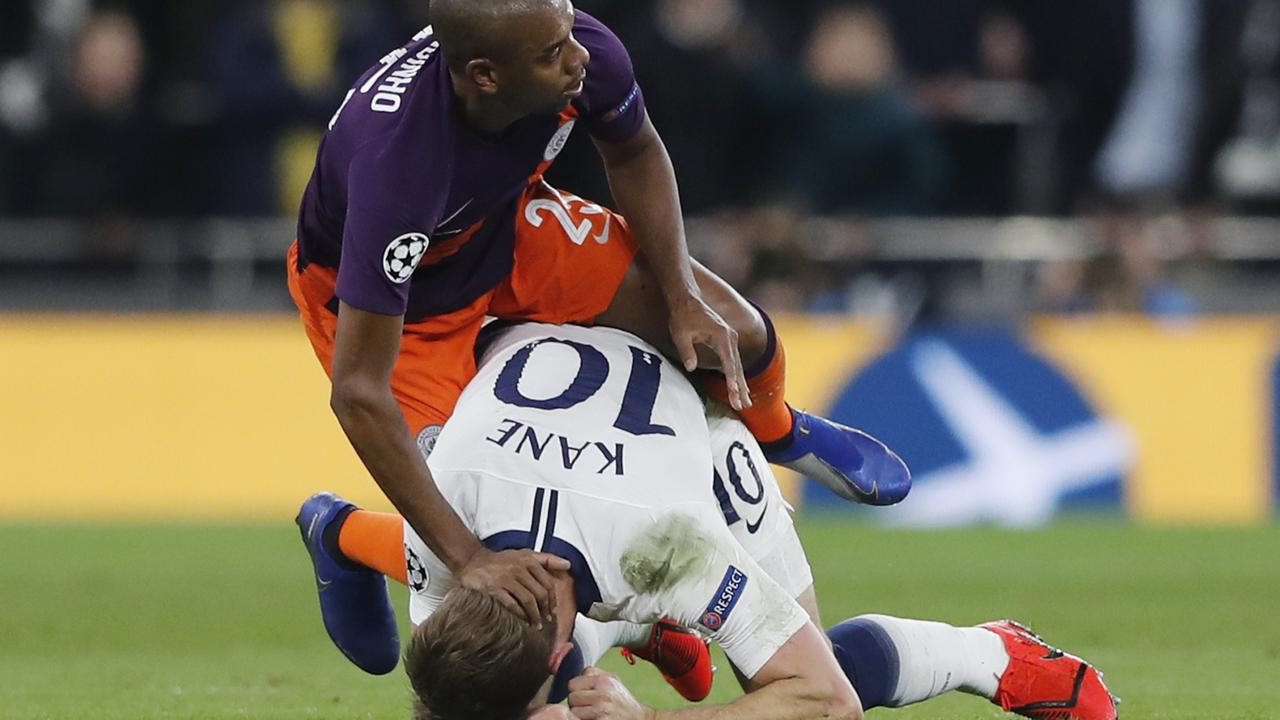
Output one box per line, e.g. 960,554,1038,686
573,12,647,144
334,147,446,316
404,519,455,626
623,506,811,679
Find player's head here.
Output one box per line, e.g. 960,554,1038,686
406,586,574,720
432,0,589,116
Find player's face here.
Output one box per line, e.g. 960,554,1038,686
499,0,589,116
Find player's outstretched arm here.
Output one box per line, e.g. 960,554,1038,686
594,115,749,411
568,623,862,720
329,302,568,623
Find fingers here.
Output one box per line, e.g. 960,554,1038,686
535,551,572,573
567,666,606,693
569,698,606,719
514,570,554,625
568,669,629,720
507,580,542,627
568,669,605,719
713,326,749,411
491,589,528,622
674,332,699,373
519,553,561,619
460,549,565,626
530,706,574,720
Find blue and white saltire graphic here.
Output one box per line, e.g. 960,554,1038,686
812,329,1135,528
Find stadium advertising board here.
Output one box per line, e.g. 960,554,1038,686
0,315,1274,525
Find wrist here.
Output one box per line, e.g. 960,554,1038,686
449,542,486,574
429,525,483,573
663,284,702,308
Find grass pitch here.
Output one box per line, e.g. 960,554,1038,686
1,520,1277,719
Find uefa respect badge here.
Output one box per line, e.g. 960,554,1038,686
699,566,747,632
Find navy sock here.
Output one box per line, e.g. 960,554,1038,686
828,617,901,710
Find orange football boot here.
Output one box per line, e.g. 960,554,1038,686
982,620,1119,720
621,619,715,702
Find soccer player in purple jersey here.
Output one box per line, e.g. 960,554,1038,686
287,0,911,663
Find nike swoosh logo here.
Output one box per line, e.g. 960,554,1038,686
437,199,474,230
745,504,769,534
816,455,878,503
306,513,335,591
307,513,323,542
592,222,611,245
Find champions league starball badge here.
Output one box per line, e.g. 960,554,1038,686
383,233,430,284
406,545,430,593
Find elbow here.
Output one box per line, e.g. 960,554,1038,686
821,672,863,720
830,693,863,720
807,677,863,720
789,678,862,720
329,378,388,426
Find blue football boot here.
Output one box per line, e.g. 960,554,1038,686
763,409,912,506
296,492,400,675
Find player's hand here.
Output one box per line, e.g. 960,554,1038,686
667,293,751,411
458,547,570,627
529,705,576,720
568,667,655,720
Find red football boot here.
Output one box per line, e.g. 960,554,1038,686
621,619,715,702
982,620,1119,720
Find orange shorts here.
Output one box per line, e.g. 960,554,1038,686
287,181,639,443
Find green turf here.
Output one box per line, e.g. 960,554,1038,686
1,520,1277,719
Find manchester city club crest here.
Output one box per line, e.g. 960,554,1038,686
416,424,443,460
543,119,576,162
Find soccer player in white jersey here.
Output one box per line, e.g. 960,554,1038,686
298,322,1118,720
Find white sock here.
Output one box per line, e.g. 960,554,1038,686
571,618,651,665
860,614,1008,706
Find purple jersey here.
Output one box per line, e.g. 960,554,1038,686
295,12,646,320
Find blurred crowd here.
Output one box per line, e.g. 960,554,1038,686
2,0,1279,314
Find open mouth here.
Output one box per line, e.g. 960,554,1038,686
564,73,586,97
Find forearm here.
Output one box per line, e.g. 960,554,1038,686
651,679,843,720
331,389,481,572
602,134,698,303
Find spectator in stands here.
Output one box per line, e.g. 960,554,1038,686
204,0,398,216
775,3,944,217
1038,214,1198,318
1020,0,1251,213
613,0,763,212
1214,0,1280,213
28,8,155,218
877,0,1044,215
0,1,35,214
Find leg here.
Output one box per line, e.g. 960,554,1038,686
602,253,912,506
296,493,401,675
290,264,489,672
492,185,910,505
827,615,1118,719
595,253,768,370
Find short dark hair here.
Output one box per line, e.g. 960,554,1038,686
406,587,556,720
430,0,556,70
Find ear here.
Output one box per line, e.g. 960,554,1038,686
465,58,499,93
547,640,575,674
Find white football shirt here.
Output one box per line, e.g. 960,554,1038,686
406,322,810,678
